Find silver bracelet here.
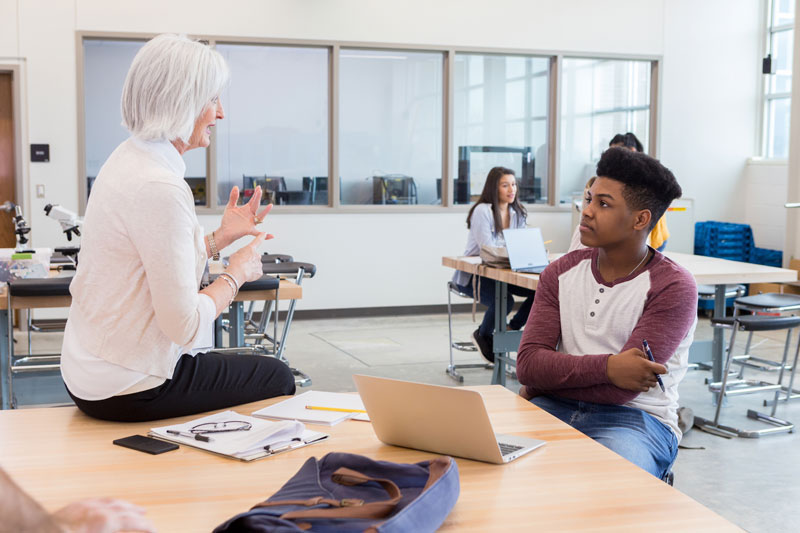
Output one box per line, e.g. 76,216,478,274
219,271,240,290
217,274,237,306
208,232,220,261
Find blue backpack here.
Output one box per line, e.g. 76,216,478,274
214,452,460,533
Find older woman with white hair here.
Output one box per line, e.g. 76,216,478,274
60,34,295,422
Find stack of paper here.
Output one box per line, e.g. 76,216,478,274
252,390,370,426
150,410,328,461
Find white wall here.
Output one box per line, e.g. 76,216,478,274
660,0,762,224
744,160,789,251
0,0,768,309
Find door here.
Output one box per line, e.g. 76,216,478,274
0,72,16,247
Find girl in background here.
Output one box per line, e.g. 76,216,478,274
453,167,536,362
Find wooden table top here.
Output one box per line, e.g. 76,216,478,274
442,256,541,290
443,252,798,290
0,386,738,532
0,279,302,310
664,252,798,285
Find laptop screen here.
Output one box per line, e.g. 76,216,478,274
503,227,548,271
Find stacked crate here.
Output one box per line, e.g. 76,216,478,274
694,222,754,311
694,221,754,262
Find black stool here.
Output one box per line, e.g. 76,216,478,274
695,315,800,438
727,293,800,375
445,281,491,382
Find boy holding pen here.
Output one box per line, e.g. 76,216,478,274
517,147,697,479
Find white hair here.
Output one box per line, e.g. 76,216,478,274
121,34,229,143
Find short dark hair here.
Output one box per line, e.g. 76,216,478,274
596,147,681,230
609,132,644,153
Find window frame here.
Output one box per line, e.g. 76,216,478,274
76,30,660,214
760,0,794,159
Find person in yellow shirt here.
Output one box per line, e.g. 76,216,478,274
609,133,669,251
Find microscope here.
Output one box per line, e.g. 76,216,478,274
1,201,32,252
43,203,82,267
44,203,82,241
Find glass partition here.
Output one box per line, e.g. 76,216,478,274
452,54,549,205
559,58,651,205
83,39,207,204
215,43,329,206
339,49,443,205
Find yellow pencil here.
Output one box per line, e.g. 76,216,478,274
305,405,367,414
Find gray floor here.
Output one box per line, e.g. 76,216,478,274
11,311,800,532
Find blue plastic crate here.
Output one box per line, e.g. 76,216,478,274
694,221,754,261
751,247,782,267
698,297,740,311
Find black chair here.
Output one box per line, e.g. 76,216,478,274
728,293,800,374
216,255,317,387
372,176,417,205
243,175,286,205
184,177,207,206
696,314,800,438
275,191,312,205
445,281,490,382
303,177,329,205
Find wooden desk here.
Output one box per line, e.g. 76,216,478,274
0,279,303,409
443,253,799,386
0,386,738,532
664,252,797,384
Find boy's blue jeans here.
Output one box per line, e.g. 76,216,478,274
530,395,678,479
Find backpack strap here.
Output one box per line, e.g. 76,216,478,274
254,467,402,520
254,458,453,522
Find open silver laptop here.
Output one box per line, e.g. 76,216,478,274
353,375,545,464
503,227,549,274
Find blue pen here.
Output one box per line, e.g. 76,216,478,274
642,340,665,392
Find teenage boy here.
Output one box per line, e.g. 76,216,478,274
517,147,696,479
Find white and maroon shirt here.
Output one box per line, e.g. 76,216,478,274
517,247,697,438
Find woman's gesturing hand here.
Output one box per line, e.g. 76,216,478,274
227,232,270,283
216,186,272,249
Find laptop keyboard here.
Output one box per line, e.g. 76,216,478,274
498,442,524,456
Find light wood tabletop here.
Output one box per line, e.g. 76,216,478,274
0,278,302,310
443,252,798,290
663,252,798,285
442,256,541,290
0,386,739,532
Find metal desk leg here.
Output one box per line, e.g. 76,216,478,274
712,284,726,403
228,301,244,348
214,316,224,349
491,280,508,386
1,309,9,409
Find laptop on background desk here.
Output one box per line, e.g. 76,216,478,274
353,375,545,464
503,227,549,274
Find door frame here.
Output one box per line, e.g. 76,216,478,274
0,63,28,217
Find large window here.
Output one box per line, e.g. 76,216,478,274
452,54,549,205
82,39,207,204
763,0,794,158
215,44,329,206
559,58,651,204
339,49,443,205
79,34,660,211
